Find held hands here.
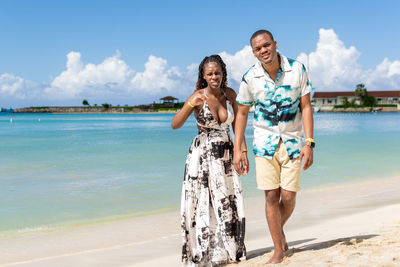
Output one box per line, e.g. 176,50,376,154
233,148,249,175
299,145,313,170
188,90,208,107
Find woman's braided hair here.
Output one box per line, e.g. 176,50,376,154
195,55,227,90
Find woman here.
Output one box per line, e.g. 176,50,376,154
172,55,248,266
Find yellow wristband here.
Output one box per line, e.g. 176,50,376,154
187,101,195,108
305,138,315,143
241,149,247,153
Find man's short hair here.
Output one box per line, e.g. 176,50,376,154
250,30,274,46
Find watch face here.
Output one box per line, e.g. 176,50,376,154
307,141,315,148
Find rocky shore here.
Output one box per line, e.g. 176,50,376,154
11,106,172,114
317,106,400,113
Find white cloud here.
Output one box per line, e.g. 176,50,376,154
45,51,133,98
297,28,363,91
130,55,179,94
3,28,400,107
130,55,198,96
0,73,25,95
366,58,400,90
43,53,196,101
219,46,257,87
0,73,38,98
297,28,400,91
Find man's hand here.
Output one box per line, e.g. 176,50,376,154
299,145,313,170
233,149,249,175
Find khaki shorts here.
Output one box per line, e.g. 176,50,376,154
255,139,301,192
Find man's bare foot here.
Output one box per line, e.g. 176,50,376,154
282,230,288,252
267,250,284,264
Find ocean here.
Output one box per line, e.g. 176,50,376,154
0,112,399,236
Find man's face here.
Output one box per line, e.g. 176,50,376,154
251,33,278,66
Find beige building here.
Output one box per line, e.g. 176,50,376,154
312,91,400,111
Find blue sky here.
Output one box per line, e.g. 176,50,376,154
1,0,400,108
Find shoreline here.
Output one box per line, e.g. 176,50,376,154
4,106,400,115
5,110,400,114
1,175,400,266
7,110,179,115
1,173,399,239
0,205,179,239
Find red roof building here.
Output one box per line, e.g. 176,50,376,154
312,90,400,111
313,91,400,99
159,96,179,107
160,96,179,102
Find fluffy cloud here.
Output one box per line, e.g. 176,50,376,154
219,46,257,87
130,55,194,95
0,73,38,98
297,28,363,91
297,28,400,91
43,52,196,101
3,28,400,107
45,51,133,98
366,58,400,90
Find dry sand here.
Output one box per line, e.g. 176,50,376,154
227,205,400,267
0,176,399,267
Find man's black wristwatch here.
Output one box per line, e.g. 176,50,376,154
305,138,315,148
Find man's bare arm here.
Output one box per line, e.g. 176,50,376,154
299,93,314,170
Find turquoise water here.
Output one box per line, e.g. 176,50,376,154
0,113,399,235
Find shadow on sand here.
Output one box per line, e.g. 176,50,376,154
246,238,316,259
246,234,378,260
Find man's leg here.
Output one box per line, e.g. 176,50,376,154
265,189,284,263
279,188,297,251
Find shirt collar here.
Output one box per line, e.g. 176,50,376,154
253,52,292,78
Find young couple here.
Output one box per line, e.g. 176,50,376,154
172,29,314,266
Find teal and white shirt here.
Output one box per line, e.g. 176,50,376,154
237,53,312,159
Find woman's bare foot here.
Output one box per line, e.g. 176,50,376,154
267,250,284,264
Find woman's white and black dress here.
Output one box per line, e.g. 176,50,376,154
181,96,246,267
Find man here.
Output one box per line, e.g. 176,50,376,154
233,29,314,264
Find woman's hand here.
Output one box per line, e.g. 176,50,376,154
171,89,208,130
240,151,249,175
188,90,208,107
234,148,249,175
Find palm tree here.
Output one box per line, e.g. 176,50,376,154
354,84,376,107
82,99,89,106
355,84,367,97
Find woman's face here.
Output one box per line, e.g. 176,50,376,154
203,62,223,89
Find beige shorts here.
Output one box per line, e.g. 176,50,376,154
255,139,301,192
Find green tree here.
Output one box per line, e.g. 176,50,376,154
355,84,367,97
102,103,111,109
362,95,377,107
354,84,376,107
341,96,350,108
82,99,89,106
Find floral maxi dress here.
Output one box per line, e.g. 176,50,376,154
181,98,246,267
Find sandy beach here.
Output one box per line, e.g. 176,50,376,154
0,176,399,267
